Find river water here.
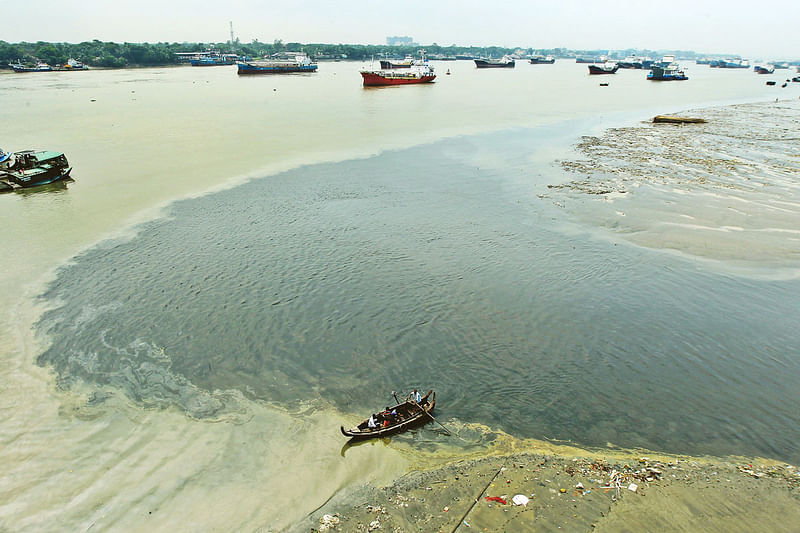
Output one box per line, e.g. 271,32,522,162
1,60,799,531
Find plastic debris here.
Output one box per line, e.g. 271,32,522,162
318,514,340,532
485,496,508,504
512,494,529,506
628,483,638,493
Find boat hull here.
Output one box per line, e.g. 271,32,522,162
2,166,72,188
647,74,688,81
360,72,436,86
474,59,515,68
11,66,52,72
341,390,436,439
588,65,619,74
190,59,236,66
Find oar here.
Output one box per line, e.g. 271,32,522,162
395,390,454,436
412,398,452,436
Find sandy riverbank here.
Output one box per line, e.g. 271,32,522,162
304,447,799,532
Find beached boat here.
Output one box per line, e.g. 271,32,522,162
647,63,688,81
340,390,436,439
237,52,317,74
529,55,555,64
474,56,515,68
588,62,619,74
360,59,435,86
0,149,72,189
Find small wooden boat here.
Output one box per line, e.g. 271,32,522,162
340,390,436,439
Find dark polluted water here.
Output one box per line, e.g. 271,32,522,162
36,125,800,464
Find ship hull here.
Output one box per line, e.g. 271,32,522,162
360,72,436,86
474,59,515,68
237,64,318,74
588,65,619,74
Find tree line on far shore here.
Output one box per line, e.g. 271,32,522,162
0,39,709,69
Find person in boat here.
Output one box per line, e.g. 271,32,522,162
368,414,378,429
409,389,422,403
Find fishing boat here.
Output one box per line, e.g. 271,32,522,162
379,55,415,69
588,61,619,74
0,149,72,189
360,59,436,86
647,63,688,81
754,65,775,74
474,55,515,68
528,55,555,64
340,390,436,439
237,52,318,74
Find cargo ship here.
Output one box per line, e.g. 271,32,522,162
237,52,318,74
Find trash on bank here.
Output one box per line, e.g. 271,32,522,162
512,494,529,506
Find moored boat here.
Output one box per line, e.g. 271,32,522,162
0,149,72,189
474,55,515,68
647,62,688,81
754,65,775,74
529,55,555,64
237,52,318,74
340,390,436,439
60,58,89,70
588,61,619,74
10,61,53,72
618,54,645,69
360,59,435,86
712,58,750,69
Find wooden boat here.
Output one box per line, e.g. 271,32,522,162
340,390,436,438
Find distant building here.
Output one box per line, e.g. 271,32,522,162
386,36,415,46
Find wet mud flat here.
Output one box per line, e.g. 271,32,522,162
306,451,800,532
545,100,800,268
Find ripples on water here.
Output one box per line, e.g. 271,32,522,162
37,125,800,463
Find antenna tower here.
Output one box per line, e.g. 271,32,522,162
229,21,235,46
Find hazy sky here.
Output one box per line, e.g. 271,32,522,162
2,0,798,59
